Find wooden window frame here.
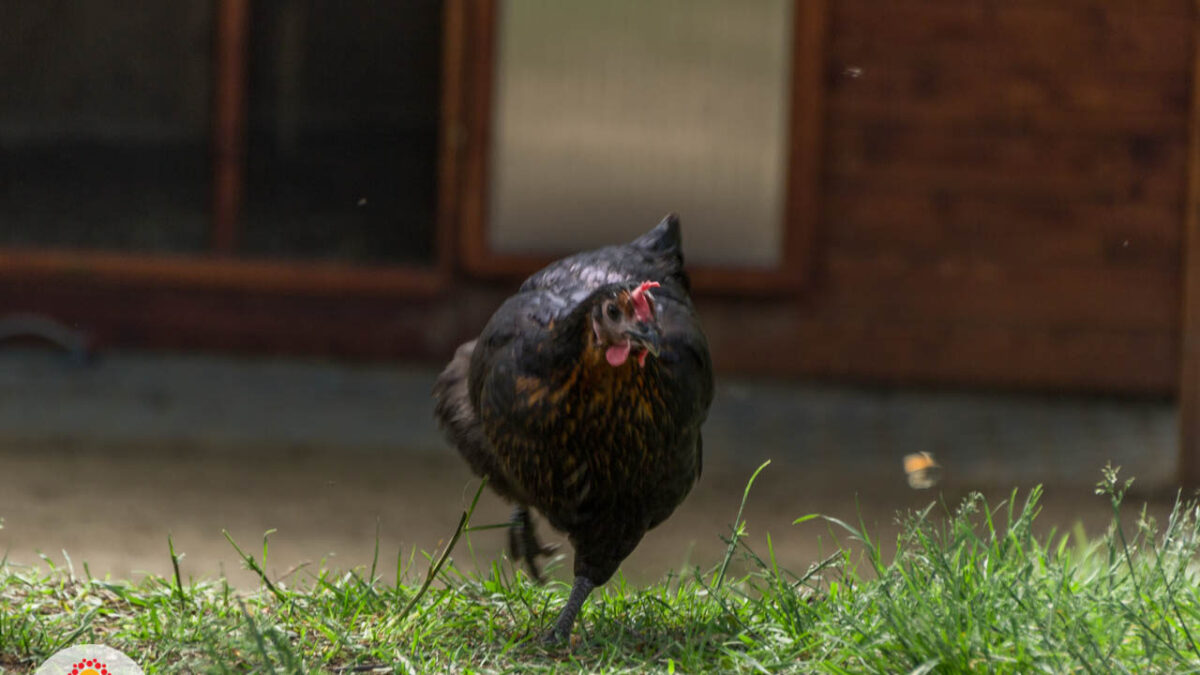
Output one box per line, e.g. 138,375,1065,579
451,0,827,295
0,0,454,298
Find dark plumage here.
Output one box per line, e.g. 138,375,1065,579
433,214,714,641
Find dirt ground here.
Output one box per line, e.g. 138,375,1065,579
0,350,1183,589
0,442,1178,590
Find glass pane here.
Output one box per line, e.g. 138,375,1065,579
241,0,442,265
488,0,793,267
0,2,211,252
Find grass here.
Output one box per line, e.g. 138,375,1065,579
2,463,1200,673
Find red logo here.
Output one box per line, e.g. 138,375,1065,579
69,659,110,675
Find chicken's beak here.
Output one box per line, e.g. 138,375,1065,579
626,322,662,358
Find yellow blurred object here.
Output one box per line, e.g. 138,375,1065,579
903,452,942,490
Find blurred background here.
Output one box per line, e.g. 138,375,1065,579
0,0,1192,586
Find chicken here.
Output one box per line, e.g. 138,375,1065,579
433,213,713,641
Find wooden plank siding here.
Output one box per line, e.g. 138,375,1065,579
785,0,1192,390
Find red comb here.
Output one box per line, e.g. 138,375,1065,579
630,281,660,322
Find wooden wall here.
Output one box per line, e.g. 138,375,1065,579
708,0,1193,391
3,0,1197,398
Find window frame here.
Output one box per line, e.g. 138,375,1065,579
0,0,454,298
451,0,827,295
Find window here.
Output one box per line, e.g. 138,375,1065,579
454,0,826,293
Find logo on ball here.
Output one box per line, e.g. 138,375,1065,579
34,645,143,675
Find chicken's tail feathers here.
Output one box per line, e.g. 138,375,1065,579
631,213,682,255
630,213,692,294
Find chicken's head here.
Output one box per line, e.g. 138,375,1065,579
590,281,662,368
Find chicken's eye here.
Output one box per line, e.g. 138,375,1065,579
605,303,621,321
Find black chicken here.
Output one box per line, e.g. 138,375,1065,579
433,214,713,641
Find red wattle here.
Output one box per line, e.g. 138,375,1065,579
606,341,631,366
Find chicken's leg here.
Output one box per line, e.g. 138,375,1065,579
544,575,595,643
507,506,557,582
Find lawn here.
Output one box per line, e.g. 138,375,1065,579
2,463,1199,673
